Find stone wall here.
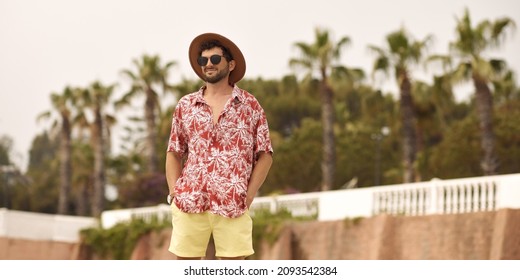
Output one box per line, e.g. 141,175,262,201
2,208,519,260
0,237,80,260
256,208,520,260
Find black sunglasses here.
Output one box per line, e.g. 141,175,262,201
197,55,226,66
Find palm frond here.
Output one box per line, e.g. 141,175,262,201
489,18,516,48
451,62,472,84
489,59,508,76
289,58,312,71
427,54,453,73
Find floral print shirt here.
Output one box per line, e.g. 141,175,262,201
167,85,273,218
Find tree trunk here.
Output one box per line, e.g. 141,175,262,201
76,180,89,216
320,77,336,191
473,74,498,175
92,108,106,217
399,72,417,183
145,87,158,173
58,116,72,214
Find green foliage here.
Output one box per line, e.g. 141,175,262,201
428,116,482,178
14,12,520,215
117,172,168,208
80,216,170,260
494,100,520,173
336,126,398,188
0,135,13,165
263,118,322,193
19,132,60,213
249,208,316,260
240,76,321,138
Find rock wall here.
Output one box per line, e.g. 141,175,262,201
2,208,519,260
0,237,80,260
256,208,520,260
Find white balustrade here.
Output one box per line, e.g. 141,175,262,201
0,208,97,242
100,204,171,228
2,173,520,242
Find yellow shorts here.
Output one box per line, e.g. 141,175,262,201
168,203,254,258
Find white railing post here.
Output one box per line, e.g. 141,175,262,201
0,208,7,237
271,197,278,213
495,174,520,209
426,179,438,215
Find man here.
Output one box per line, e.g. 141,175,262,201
165,33,273,260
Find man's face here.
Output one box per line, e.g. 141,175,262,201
200,47,235,84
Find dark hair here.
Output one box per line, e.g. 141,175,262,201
199,40,233,62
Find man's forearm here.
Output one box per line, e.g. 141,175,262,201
246,152,273,208
165,152,183,195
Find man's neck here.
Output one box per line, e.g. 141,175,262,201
204,80,233,97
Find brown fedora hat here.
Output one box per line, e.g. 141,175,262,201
189,33,246,85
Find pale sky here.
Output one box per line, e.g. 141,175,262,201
1,0,519,169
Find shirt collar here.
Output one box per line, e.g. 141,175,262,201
191,84,244,105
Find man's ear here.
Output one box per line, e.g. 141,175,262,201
229,60,236,71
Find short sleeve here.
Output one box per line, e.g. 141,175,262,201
166,102,188,158
254,107,274,158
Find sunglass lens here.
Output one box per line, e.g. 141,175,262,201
197,56,208,66
198,55,224,66
210,55,222,65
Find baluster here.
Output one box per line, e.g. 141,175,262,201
391,192,397,215
417,188,428,215
400,190,405,215
464,184,471,213
482,182,490,211
461,184,467,212
402,190,408,215
448,186,454,214
401,190,406,215
389,192,394,214
389,192,394,215
406,190,410,215
383,192,390,214
446,186,453,214
399,191,404,215
380,193,385,214
408,190,413,215
462,185,467,213
384,192,390,214
373,192,380,215
425,184,433,215
410,189,416,216
410,189,416,215
409,190,414,215
454,185,460,213
491,182,497,210
418,189,424,215
473,183,480,212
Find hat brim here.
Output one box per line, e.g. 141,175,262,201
189,33,246,85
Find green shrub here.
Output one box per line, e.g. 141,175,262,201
249,208,316,259
80,216,170,260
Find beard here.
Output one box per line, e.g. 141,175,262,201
203,65,230,84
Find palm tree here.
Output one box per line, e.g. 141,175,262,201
71,141,93,216
37,87,76,214
493,70,518,109
289,27,352,191
439,8,515,175
429,75,458,131
75,81,116,217
368,27,433,183
117,54,176,174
